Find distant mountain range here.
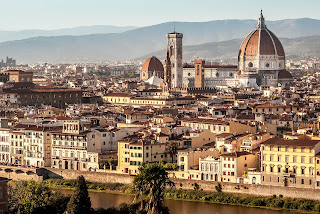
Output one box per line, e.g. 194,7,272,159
1,18,320,63
0,25,137,43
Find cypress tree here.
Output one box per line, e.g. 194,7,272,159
65,175,92,214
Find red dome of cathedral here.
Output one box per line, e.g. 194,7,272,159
141,56,164,72
239,12,285,58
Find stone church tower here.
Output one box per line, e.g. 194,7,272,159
194,59,205,88
166,32,183,88
164,50,172,88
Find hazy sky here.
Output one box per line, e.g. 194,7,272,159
1,0,319,30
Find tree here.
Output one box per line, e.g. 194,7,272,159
65,176,92,214
167,142,178,163
133,161,174,214
8,180,69,214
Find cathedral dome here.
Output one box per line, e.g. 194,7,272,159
278,70,293,79
141,56,164,72
239,11,285,58
141,56,164,81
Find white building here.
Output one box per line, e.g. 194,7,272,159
199,156,221,181
0,128,10,164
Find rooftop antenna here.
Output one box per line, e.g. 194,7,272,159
173,21,176,33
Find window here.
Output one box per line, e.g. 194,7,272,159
277,146,281,151
285,146,289,152
277,155,281,162
278,166,281,173
293,147,296,152
301,168,305,175
293,156,297,163
301,179,304,184
301,147,305,153
301,156,305,163
180,157,184,162
270,166,273,173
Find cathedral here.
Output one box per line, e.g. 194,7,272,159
141,11,293,89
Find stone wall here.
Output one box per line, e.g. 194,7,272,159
38,168,133,184
171,178,320,201
1,166,320,200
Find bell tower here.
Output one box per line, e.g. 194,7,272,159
166,31,183,88
164,50,172,88
194,59,205,88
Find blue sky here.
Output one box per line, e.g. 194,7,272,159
1,0,319,30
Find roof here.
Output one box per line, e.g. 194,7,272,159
221,151,252,157
261,137,320,147
105,93,132,97
239,12,285,57
181,118,229,125
145,75,164,86
141,56,164,72
278,70,293,79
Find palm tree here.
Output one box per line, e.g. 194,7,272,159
133,161,174,214
167,141,178,163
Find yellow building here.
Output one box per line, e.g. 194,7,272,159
181,118,230,134
153,115,174,125
261,138,320,188
103,93,132,104
221,152,259,183
184,129,216,148
253,104,299,114
117,140,169,175
130,97,171,107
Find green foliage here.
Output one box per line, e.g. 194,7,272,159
250,199,265,206
65,176,93,214
133,161,173,214
163,163,178,171
8,180,69,214
44,178,130,192
314,203,320,212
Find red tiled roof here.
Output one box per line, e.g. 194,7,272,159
261,137,320,147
